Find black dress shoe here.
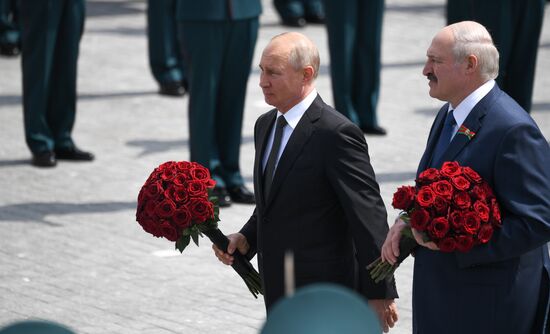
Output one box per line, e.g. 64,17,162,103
305,13,325,24
159,81,186,97
361,125,387,136
0,43,20,57
32,151,56,167
227,185,255,204
281,16,306,27
55,147,94,161
212,187,232,207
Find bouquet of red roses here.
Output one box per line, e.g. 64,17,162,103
135,161,263,298
367,161,502,283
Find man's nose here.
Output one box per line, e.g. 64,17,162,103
422,62,430,76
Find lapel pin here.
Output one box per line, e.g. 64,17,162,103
457,125,476,140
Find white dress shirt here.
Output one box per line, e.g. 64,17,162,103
262,89,318,172
448,79,495,140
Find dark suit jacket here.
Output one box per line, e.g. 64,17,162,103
240,95,398,310
176,0,261,21
414,85,550,334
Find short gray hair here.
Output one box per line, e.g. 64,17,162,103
449,21,499,81
274,33,320,79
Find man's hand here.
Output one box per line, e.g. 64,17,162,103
212,232,249,265
369,299,398,333
381,218,407,265
411,228,439,251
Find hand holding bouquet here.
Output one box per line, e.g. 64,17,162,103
368,161,502,283
135,161,263,298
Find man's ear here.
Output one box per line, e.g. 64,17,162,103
465,54,478,74
303,66,315,83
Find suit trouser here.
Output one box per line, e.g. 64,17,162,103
324,0,384,128
146,0,185,85
19,0,84,154
178,18,258,188
273,0,324,18
0,0,19,46
446,0,545,113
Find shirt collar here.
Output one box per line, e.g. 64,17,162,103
277,89,317,129
448,80,495,126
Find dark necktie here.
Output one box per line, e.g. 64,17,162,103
263,116,287,199
431,110,456,166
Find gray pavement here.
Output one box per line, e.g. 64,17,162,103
1,1,549,333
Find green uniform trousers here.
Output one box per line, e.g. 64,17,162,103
19,0,85,154
324,0,384,128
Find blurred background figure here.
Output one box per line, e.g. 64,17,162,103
146,0,187,97
0,320,76,334
176,0,261,207
446,0,546,113
0,0,20,56
19,0,94,168
273,0,325,27
323,0,387,135
261,284,381,334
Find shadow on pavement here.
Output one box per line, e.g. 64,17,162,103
0,201,136,225
86,0,144,18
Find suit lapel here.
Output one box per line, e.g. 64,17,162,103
255,109,277,207
265,96,323,208
425,85,500,170
418,104,449,174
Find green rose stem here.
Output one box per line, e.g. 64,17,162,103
203,228,263,298
366,222,418,284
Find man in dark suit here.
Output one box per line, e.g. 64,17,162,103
176,0,260,207
446,0,545,113
19,0,94,167
382,21,550,334
146,0,187,97
323,0,387,135
213,32,398,332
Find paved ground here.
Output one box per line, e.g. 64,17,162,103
0,0,549,333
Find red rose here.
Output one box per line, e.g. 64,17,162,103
416,186,436,207
173,173,189,186
473,201,490,222
433,196,449,214
190,198,214,222
160,221,178,241
176,161,193,170
428,217,450,239
160,166,177,181
462,166,482,183
187,180,207,198
480,183,495,199
471,185,488,201
438,237,457,252
410,208,431,231
453,191,471,210
440,161,461,177
145,181,164,198
449,211,465,230
391,186,416,210
455,235,474,252
190,164,212,182
155,198,177,218
432,180,453,200
490,198,502,226
173,207,192,229
418,168,440,184
478,224,494,243
140,217,163,238
451,176,471,191
463,211,481,235
172,185,189,204
145,200,158,217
